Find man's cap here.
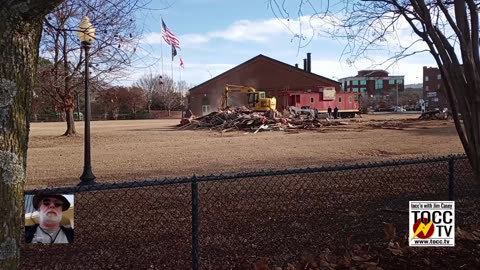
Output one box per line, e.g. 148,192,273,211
32,194,70,212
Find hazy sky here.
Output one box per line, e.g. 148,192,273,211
121,0,438,87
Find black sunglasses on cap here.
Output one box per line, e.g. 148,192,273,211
42,198,64,208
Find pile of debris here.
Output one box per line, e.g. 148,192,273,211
418,109,450,120
177,106,345,133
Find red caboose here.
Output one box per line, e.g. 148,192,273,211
280,87,359,118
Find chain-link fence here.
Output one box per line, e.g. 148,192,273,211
21,155,479,269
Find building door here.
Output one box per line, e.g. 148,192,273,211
201,96,210,115
202,105,211,115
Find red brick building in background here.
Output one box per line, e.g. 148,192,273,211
338,70,405,98
187,54,341,116
423,66,449,110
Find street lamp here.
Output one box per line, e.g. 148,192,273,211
78,16,96,185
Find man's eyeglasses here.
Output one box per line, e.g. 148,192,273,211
42,198,64,208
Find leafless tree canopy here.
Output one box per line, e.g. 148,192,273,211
134,73,188,115
135,73,163,112
269,0,480,180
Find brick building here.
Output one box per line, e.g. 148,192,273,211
338,70,405,98
423,66,449,110
187,54,341,116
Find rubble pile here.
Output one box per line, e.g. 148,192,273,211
177,106,342,133
418,109,450,120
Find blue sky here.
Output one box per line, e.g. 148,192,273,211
121,0,438,87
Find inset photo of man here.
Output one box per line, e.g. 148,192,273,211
25,194,74,244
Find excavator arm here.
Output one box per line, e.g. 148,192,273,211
221,84,257,109
220,84,276,112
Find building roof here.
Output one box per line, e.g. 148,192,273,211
357,69,388,74
188,54,340,92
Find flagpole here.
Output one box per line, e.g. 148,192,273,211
171,55,174,82
160,18,164,77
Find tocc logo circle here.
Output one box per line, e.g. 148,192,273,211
412,218,435,239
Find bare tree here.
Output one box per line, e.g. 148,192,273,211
135,73,162,112
32,58,59,121
96,86,122,119
1,1,65,268
126,86,147,114
154,75,183,116
41,0,145,136
269,0,480,181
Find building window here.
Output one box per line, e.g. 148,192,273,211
425,85,429,91
389,88,396,92
311,97,315,103
352,80,359,85
425,76,429,82
375,80,383,90
360,87,367,93
437,74,441,80
389,79,396,85
397,79,403,84
352,88,359,92
338,97,342,103
360,80,367,85
437,84,441,90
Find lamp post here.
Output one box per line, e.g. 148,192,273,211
78,16,96,185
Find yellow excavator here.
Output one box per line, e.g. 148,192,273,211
220,84,276,111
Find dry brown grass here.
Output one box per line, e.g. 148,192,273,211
26,114,463,189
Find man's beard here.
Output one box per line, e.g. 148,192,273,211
39,210,62,227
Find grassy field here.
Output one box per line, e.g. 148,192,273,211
26,114,464,188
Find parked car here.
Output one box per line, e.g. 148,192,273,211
392,106,406,112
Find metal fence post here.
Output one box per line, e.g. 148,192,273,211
191,176,200,270
448,156,455,201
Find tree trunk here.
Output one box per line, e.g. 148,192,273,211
63,106,76,136
1,2,65,268
62,29,76,136
0,12,42,270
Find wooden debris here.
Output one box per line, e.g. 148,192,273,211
177,106,342,133
418,109,449,120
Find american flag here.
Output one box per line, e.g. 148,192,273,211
162,19,180,48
